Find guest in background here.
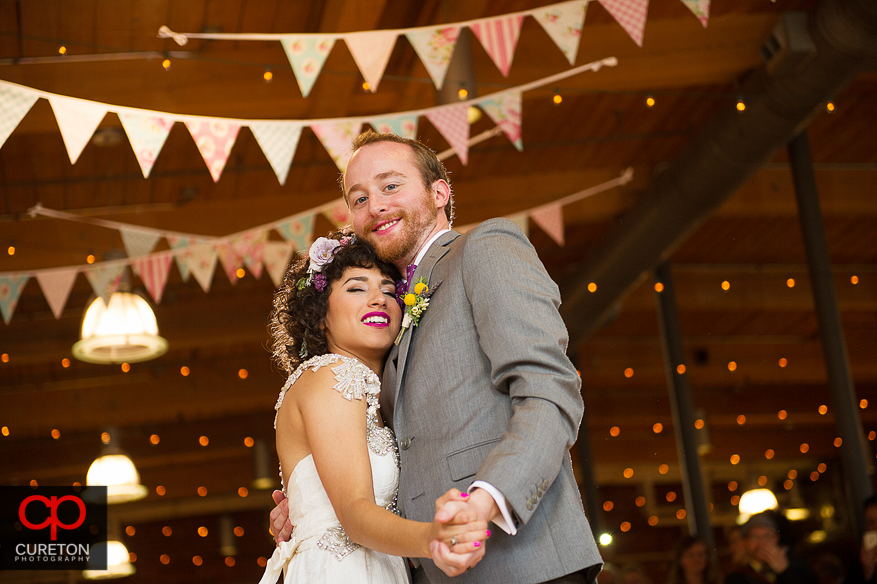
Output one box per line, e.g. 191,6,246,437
667,536,720,584
725,526,748,573
724,510,818,584
621,562,654,584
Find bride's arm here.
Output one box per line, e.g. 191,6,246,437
292,367,485,560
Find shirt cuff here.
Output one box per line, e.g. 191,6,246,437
468,481,518,535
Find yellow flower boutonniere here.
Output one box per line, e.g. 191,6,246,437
394,277,441,346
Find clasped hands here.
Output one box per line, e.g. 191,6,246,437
270,488,492,577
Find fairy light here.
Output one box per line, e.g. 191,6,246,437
51,429,61,439
156,485,166,496
181,366,190,376
624,368,634,378
620,521,631,532
121,363,130,373
160,554,170,564
552,89,562,105
676,509,687,520
652,423,663,434
193,556,203,566
736,96,746,111
244,437,255,447
778,410,788,420
694,419,704,429
162,58,171,71
86,254,95,264
603,501,614,511
817,463,827,473
648,516,658,526
610,426,620,437
757,475,768,486
654,282,664,292
765,449,775,459
676,364,686,374
728,481,738,491
225,557,235,567
199,436,209,446
826,101,835,113
162,526,172,536
658,464,669,474
736,414,746,425
779,358,788,368
818,405,828,415
721,280,730,291
623,468,634,479
730,454,740,465
728,361,738,372
635,496,646,507
238,369,248,379
870,432,876,441
61,358,70,368
150,434,160,445
58,45,67,55
861,399,868,409
236,268,245,279
234,526,244,537
7,245,14,256
834,437,843,447
800,443,809,453
646,94,655,107
362,81,370,91
197,527,208,537
786,278,796,288
784,479,793,490
810,471,819,481
587,282,597,293
457,87,468,100
197,486,207,497
666,492,677,502
238,487,249,497
851,275,859,285
263,68,273,83
126,526,135,536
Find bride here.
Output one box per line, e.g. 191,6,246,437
259,231,488,584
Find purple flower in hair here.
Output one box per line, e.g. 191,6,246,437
308,237,341,272
313,273,328,292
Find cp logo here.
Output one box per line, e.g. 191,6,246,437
19,495,86,541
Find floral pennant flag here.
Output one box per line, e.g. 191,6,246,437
345,30,398,92
250,121,303,186
281,36,336,98
680,0,709,27
263,241,296,288
0,275,28,324
470,15,525,76
530,203,565,246
216,239,243,285
405,26,461,90
322,198,350,229
276,214,315,252
425,103,470,165
509,213,530,239
131,251,173,304
479,90,523,151
185,241,219,293
370,115,418,140
120,227,161,258
233,230,268,280
119,112,175,178
167,235,200,282
311,121,362,172
35,268,78,319
48,96,109,164
597,0,649,47
185,120,241,182
84,262,127,304
0,83,39,149
534,0,587,65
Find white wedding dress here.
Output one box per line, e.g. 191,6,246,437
258,354,410,584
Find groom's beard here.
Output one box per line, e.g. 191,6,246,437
365,196,437,263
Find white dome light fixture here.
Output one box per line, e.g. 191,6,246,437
86,450,148,504
737,487,778,524
73,291,168,364
82,540,136,580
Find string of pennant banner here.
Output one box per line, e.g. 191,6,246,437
0,168,633,325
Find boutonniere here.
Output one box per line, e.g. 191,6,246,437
394,277,441,346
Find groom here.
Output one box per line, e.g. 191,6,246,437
273,131,602,583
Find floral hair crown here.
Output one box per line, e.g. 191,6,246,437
296,235,356,293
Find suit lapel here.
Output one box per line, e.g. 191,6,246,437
392,230,460,404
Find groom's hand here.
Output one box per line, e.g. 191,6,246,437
430,538,485,577
270,490,294,545
435,488,499,526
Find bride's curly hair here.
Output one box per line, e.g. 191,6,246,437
269,229,401,375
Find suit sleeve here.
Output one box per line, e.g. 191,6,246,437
461,218,584,526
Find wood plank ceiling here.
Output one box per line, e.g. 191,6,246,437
0,0,875,581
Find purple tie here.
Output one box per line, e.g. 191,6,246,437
395,264,417,307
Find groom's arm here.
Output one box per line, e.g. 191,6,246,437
459,218,584,527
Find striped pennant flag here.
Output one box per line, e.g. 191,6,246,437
470,15,525,77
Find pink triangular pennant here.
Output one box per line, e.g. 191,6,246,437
530,204,565,246
280,36,336,98
48,96,108,164
470,15,524,77
186,242,219,292
509,213,530,239
131,251,173,304
263,241,296,288
167,235,206,282
185,120,241,182
84,262,127,303
405,26,461,90
533,1,588,65
0,83,39,149
479,91,523,151
345,31,398,92
0,274,28,325
311,121,362,172
120,228,161,258
118,112,174,178
249,122,302,186
322,198,350,228
598,0,649,47
216,239,242,285
679,0,709,27
232,230,268,280
425,104,470,165
35,268,78,319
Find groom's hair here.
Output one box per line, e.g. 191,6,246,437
341,130,455,224
269,229,401,375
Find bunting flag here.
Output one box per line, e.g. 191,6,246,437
119,112,175,178
509,213,530,239
371,115,418,140
470,15,525,76
425,104,470,165
35,268,78,319
120,228,161,258
233,230,268,280
186,242,219,293
0,84,39,149
597,0,649,47
130,251,173,304
346,30,398,92
322,199,350,228
530,203,565,246
405,26,461,90
217,240,243,284
479,91,523,150
250,121,303,186
534,0,588,65
0,275,28,324
263,241,296,288
311,121,362,172
167,235,198,282
84,262,127,303
281,36,336,98
276,214,315,252
48,96,108,164
185,120,241,182
680,0,709,27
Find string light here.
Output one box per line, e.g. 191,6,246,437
730,454,740,465
666,492,676,502
58,45,67,55
610,426,620,437
676,509,687,520
587,282,597,293
238,369,248,379
736,414,746,425
225,557,235,567
623,468,634,478
236,268,245,279
736,95,746,112
818,405,828,415
648,516,658,526
786,278,795,288
778,410,788,420
1,353,8,363
160,554,170,564
624,367,634,378
721,280,730,291
654,282,664,292
193,556,203,566
635,496,646,507
101,432,111,444
86,254,96,264
7,244,14,256
620,521,631,532
150,434,160,445
362,81,370,91
552,89,562,105
121,362,130,373
162,526,172,536
757,475,768,486
861,399,868,409
646,94,655,107
51,429,61,439
156,485,166,495
244,437,255,447
658,464,669,474
180,366,190,376
779,358,787,368
676,364,686,374
457,87,468,100
199,436,209,446
728,481,738,491
652,423,663,434
61,358,70,368
197,486,207,496
851,275,859,285
728,361,738,372
817,463,827,473
788,470,797,479
162,57,171,71
694,419,704,429
800,443,809,453
765,449,775,459
603,501,614,511
126,526,135,536
263,67,273,83
826,101,835,113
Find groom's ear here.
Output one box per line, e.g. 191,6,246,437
432,179,451,215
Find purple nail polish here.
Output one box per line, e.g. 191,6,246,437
486,530,491,537
473,541,480,547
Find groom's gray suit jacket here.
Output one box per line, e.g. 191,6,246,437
381,219,602,584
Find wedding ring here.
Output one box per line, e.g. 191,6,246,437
450,536,459,546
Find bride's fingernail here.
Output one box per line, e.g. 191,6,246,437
486,530,491,537
460,493,468,498
473,541,480,547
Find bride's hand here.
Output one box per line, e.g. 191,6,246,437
428,489,490,576
430,538,485,577
270,490,294,545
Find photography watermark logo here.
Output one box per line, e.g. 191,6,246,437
0,486,107,570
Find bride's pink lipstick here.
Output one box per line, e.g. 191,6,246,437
361,312,390,328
